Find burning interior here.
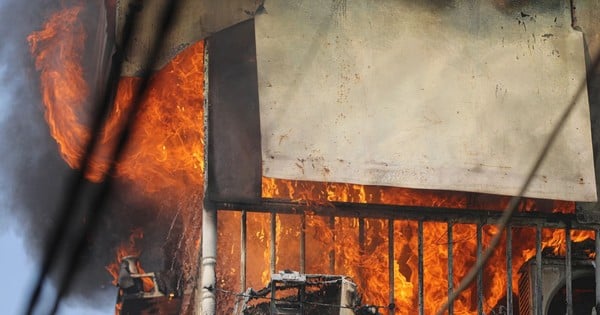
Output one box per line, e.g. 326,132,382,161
23,0,600,315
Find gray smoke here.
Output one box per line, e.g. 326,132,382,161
0,0,185,310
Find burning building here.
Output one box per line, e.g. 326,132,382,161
23,0,600,314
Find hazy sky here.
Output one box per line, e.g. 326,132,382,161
0,218,115,315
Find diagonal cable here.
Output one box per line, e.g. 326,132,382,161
45,1,183,314
48,1,183,314
24,2,142,314
435,39,600,315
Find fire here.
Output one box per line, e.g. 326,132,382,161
30,3,594,315
105,228,155,292
28,3,204,312
256,179,595,315
27,3,205,198
27,4,89,168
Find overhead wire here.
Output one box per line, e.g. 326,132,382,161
24,1,600,314
25,1,182,314
24,2,141,314
434,37,600,315
47,1,182,314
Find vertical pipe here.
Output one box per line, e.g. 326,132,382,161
388,219,395,314
300,214,306,274
329,216,335,273
476,222,483,315
197,41,214,315
418,221,424,315
506,224,513,315
595,228,600,314
565,226,572,315
199,204,218,315
447,222,454,315
270,211,276,275
535,224,543,315
240,210,247,293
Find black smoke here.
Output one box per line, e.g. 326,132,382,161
0,0,187,310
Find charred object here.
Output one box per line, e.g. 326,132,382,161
116,256,184,315
236,270,380,315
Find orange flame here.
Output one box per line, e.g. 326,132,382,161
105,228,154,292
27,3,205,199
254,179,593,314
30,4,592,315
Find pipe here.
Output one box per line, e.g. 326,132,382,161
198,203,218,315
241,210,247,292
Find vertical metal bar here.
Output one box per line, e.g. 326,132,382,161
476,222,483,315
358,217,365,284
447,222,454,315
359,217,365,253
329,216,335,273
565,226,573,315
300,214,306,274
418,220,424,315
506,224,513,315
595,228,600,314
388,219,395,314
535,224,543,315
240,210,247,292
270,211,276,274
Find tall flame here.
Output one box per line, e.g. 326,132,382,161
30,3,594,315
27,3,205,198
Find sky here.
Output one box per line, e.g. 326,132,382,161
0,217,115,315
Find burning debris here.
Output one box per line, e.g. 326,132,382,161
116,256,184,315
24,0,205,308
237,271,379,315
18,0,600,314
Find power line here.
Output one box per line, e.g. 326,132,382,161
24,1,141,313
25,1,182,314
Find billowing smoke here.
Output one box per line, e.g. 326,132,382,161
0,0,192,309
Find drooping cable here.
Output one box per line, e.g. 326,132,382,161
435,42,600,315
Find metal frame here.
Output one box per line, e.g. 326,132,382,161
211,198,599,315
